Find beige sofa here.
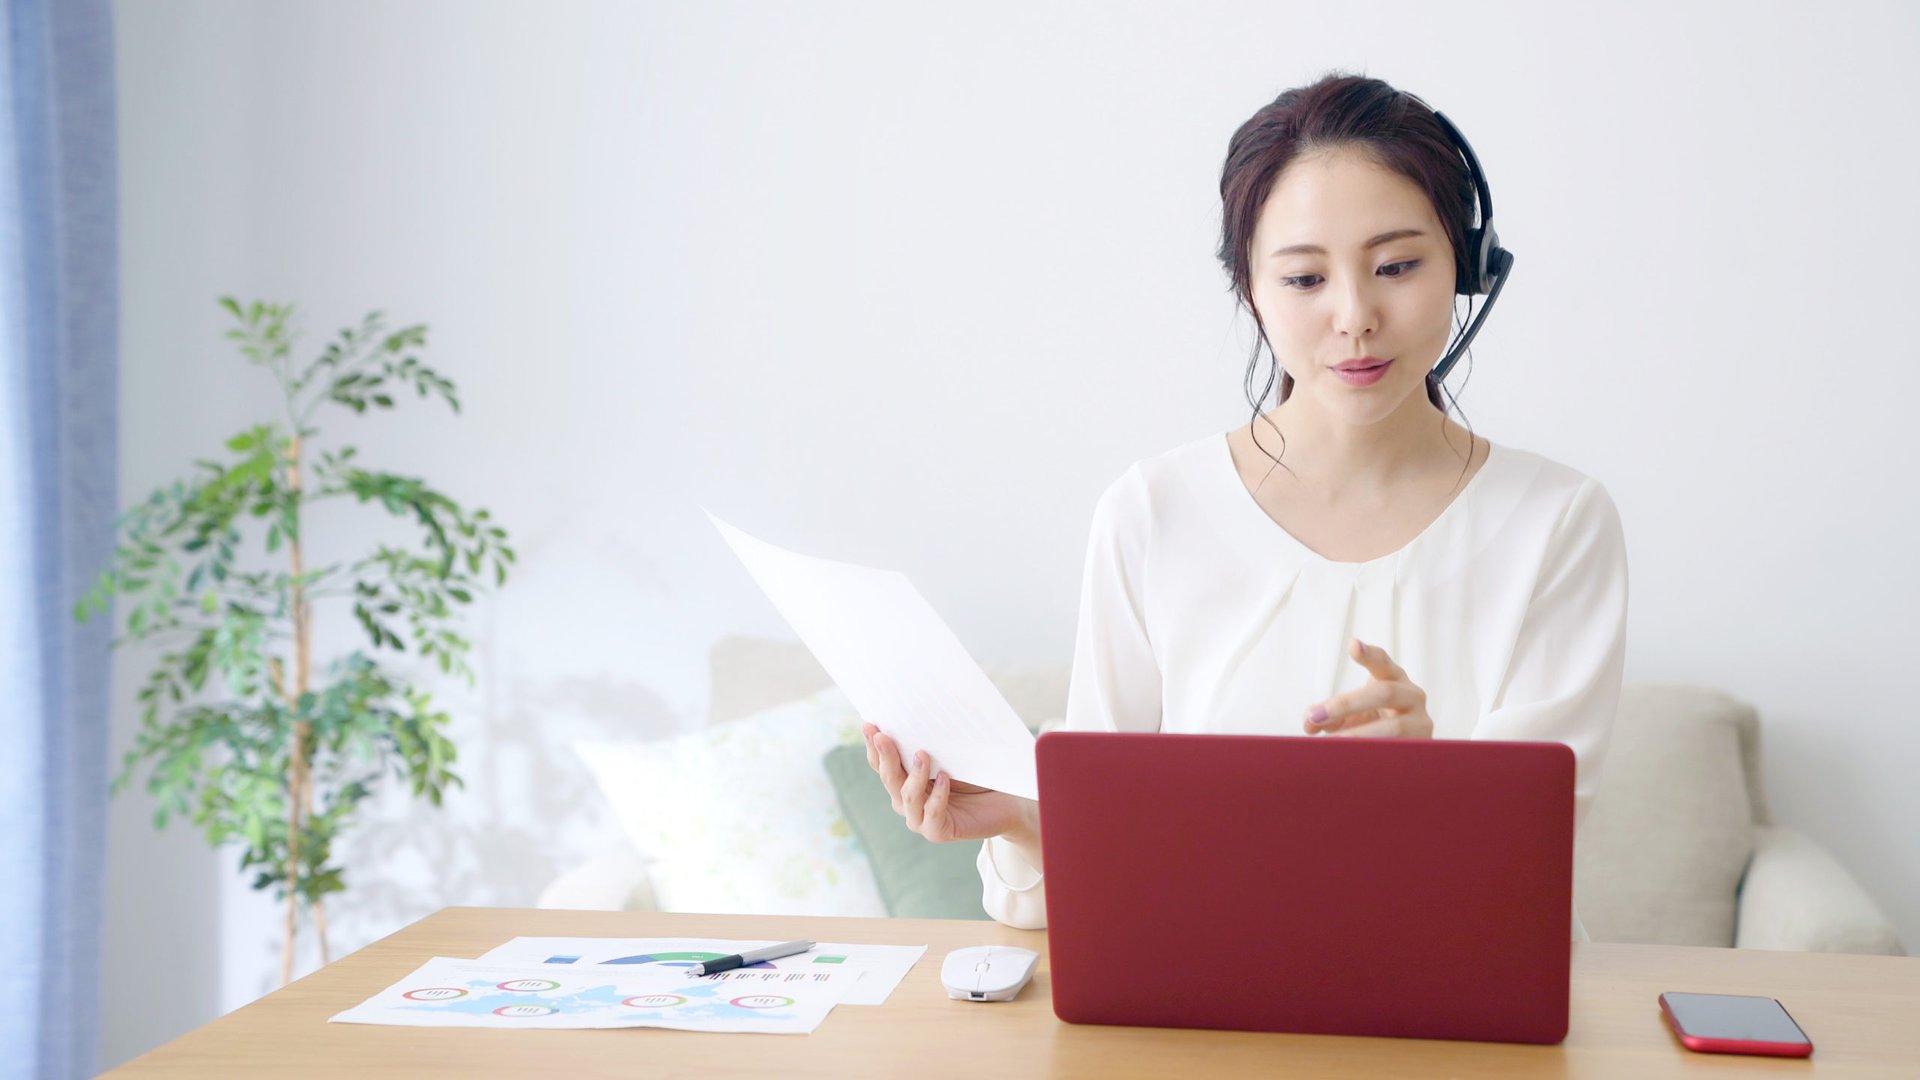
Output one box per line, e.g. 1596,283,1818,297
543,636,1905,955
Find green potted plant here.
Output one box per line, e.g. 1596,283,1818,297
76,298,517,985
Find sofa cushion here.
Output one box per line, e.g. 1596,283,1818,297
1574,684,1760,946
1735,825,1907,955
820,713,1065,920
822,743,990,920
574,686,887,917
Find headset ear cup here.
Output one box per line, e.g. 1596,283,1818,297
1459,224,1500,296
1478,224,1501,294
1458,225,1484,295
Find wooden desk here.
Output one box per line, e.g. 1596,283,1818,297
105,907,1919,1078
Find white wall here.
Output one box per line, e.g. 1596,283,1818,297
103,0,1920,1067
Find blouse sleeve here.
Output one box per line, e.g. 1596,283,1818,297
978,467,1163,928
1470,476,1630,836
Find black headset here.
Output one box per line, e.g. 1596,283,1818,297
1403,93,1513,384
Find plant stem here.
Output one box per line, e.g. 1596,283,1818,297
280,431,317,986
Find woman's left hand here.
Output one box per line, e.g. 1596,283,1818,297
1301,637,1434,738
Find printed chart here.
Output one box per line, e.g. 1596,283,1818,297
479,936,927,1006
328,958,841,1034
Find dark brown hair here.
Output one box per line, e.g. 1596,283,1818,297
1218,70,1482,483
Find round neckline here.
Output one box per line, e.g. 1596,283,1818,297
1216,430,1500,571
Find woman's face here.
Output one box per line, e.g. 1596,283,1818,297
1248,146,1458,425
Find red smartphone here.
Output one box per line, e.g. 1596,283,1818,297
1659,992,1813,1057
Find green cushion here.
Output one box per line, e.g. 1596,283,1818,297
821,743,989,920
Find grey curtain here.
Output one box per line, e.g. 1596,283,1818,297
0,0,118,1076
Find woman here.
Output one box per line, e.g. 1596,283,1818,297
863,71,1628,938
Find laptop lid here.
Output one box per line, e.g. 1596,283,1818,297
1035,732,1574,1044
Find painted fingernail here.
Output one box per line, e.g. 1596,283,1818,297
1307,705,1329,725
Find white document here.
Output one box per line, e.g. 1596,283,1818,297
327,957,839,1034
478,936,927,1007
705,509,1039,800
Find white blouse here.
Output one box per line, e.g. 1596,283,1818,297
977,430,1630,938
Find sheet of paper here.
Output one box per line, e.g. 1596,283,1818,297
705,509,1039,800
329,957,840,1033
478,936,928,1007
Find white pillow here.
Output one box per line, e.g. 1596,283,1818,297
574,686,887,918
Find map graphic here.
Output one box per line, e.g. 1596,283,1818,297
405,977,791,1020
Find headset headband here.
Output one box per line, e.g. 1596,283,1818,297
1400,92,1513,383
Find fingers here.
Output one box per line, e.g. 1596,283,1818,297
869,730,910,810
1306,705,1380,734
921,772,953,841
1349,637,1407,681
900,750,933,831
1299,639,1414,735
1303,681,1388,733
863,728,953,835
1304,678,1426,734
1328,708,1435,738
1325,714,1406,739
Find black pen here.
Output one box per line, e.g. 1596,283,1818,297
689,939,815,976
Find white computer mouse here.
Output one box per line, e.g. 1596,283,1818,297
940,944,1040,1002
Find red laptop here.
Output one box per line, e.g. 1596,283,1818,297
1035,732,1576,1044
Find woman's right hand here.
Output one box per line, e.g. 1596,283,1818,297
863,723,1040,850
